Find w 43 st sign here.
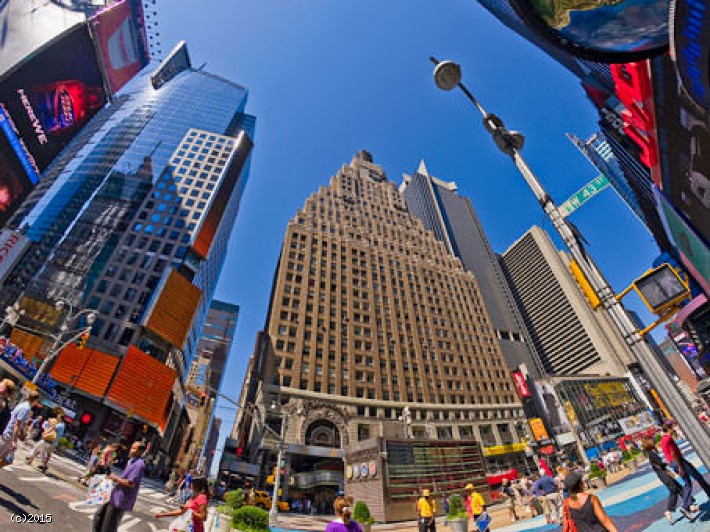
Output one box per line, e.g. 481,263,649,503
559,174,610,217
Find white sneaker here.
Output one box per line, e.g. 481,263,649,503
665,511,674,524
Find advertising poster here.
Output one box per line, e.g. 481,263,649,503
0,0,97,76
0,23,107,174
529,417,549,441
536,382,573,436
0,117,33,226
90,0,150,95
651,55,710,248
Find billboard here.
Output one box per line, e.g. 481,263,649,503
651,55,710,251
529,417,549,441
151,41,192,90
0,23,107,174
511,370,531,398
510,0,669,62
0,0,97,76
0,230,30,283
144,269,202,348
50,344,120,398
90,0,150,96
0,114,35,227
671,0,710,111
106,345,176,426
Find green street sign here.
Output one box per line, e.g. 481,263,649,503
559,174,610,217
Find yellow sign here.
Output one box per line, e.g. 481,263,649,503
482,442,527,457
584,382,631,408
529,417,549,441
565,401,578,426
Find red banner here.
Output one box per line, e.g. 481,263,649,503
511,370,531,398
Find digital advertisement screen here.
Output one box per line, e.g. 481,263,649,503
0,23,108,173
651,55,710,251
90,0,150,96
0,115,34,227
511,0,669,62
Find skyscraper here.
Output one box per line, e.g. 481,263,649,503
0,45,255,462
501,226,634,376
238,151,525,514
400,161,542,376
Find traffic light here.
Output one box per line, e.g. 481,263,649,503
199,391,206,407
76,330,90,350
569,259,601,310
79,412,94,427
236,447,244,459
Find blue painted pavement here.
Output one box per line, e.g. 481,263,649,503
495,443,710,531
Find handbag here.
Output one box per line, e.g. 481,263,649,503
563,499,578,532
168,509,193,532
86,474,114,506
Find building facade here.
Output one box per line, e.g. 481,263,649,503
0,47,255,465
501,226,634,376
400,161,542,377
238,151,525,520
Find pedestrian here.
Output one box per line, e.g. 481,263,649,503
416,489,436,532
0,379,16,434
25,417,58,468
500,479,519,522
533,469,562,525
661,421,710,499
155,476,209,532
79,445,102,485
165,466,178,494
562,470,618,531
643,436,697,523
38,412,65,472
97,441,117,474
92,440,147,532
325,496,363,532
0,391,40,467
464,483,486,524
28,414,44,443
442,495,450,526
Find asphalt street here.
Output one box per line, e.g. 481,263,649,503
0,444,178,531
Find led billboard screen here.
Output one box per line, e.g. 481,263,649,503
0,113,34,226
650,56,710,250
50,344,120,398
144,269,202,348
0,23,107,173
90,0,150,96
510,0,669,62
0,0,96,76
671,0,710,111
151,41,192,90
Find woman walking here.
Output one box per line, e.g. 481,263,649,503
562,471,618,532
325,497,363,532
155,476,210,532
643,437,698,523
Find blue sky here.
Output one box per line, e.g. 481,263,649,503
158,0,661,466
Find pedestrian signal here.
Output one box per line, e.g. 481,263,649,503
77,331,90,349
632,263,689,314
79,412,94,426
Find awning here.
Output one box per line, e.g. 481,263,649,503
486,468,518,486
674,294,708,326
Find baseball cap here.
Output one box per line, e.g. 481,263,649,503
464,483,474,490
563,471,584,491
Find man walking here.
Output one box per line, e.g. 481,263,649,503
533,469,562,525
0,391,40,466
38,411,65,472
661,421,710,498
416,488,436,532
92,440,147,532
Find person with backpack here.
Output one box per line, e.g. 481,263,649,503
500,479,519,522
562,471,618,532
25,417,58,468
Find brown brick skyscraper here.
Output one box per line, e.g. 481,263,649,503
236,151,526,505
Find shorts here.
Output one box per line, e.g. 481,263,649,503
0,435,13,460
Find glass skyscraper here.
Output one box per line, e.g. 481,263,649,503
0,47,255,459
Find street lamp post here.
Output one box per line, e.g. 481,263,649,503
32,299,96,385
269,412,288,526
430,58,710,470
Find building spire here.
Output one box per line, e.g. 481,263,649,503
417,159,429,177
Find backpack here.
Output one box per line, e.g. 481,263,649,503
563,499,579,532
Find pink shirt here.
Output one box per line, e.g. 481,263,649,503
660,434,681,464
187,493,208,532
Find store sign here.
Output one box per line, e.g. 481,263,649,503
672,0,710,110
511,371,531,398
618,411,656,435
611,62,661,185
529,417,549,441
482,442,527,457
0,336,57,393
0,230,30,283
